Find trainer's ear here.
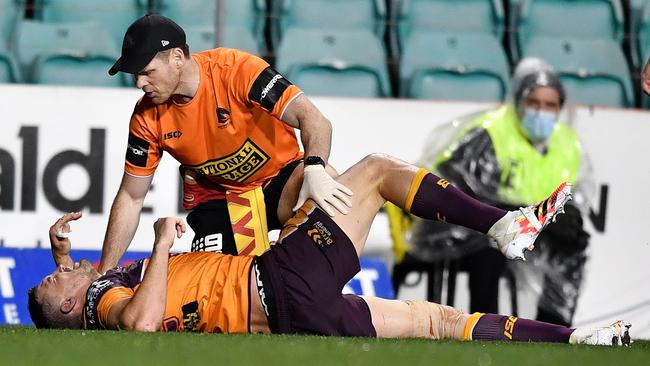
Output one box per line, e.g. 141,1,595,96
172,47,184,67
60,297,77,314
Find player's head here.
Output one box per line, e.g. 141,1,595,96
513,69,566,143
108,14,191,104
28,259,99,329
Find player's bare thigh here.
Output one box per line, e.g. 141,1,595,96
330,154,418,256
278,154,418,256
249,274,271,334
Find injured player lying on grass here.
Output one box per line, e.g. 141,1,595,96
28,154,631,346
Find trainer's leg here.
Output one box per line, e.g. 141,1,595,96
362,296,574,343
325,154,507,256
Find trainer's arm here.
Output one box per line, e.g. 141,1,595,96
99,173,153,273
281,94,353,216
281,94,332,163
106,217,185,331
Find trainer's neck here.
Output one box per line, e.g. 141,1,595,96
171,57,200,105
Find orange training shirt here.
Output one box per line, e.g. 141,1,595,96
125,48,303,193
83,252,255,333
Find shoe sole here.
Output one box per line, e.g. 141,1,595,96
544,183,573,227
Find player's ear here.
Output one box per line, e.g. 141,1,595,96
60,297,77,314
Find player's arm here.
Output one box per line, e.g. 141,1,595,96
104,217,185,331
48,212,83,268
99,173,153,273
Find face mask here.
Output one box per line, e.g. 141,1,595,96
521,108,558,142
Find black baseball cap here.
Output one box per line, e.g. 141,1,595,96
108,14,186,76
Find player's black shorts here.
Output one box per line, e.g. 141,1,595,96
188,159,301,254
256,204,376,337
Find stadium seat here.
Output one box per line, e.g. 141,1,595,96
524,36,634,107
276,0,386,36
182,26,217,53
0,0,25,47
182,25,259,55
400,32,510,102
637,1,650,67
32,55,128,87
395,0,505,49
157,0,266,55
636,1,650,107
36,0,148,48
14,20,120,83
0,47,21,83
271,0,387,51
276,28,391,97
513,0,624,57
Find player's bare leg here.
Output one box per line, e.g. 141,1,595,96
361,296,632,346
361,296,471,340
325,154,571,260
325,154,508,256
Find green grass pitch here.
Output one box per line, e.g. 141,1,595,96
1,327,648,366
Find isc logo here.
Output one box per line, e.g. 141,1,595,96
163,130,183,140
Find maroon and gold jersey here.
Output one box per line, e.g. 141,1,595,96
83,252,255,333
125,48,303,193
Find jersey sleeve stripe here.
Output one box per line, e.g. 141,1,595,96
279,91,304,121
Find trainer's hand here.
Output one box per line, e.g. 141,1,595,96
153,217,186,250
642,57,650,96
48,212,82,267
293,165,353,216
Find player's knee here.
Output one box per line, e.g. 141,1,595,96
359,153,400,179
406,300,467,340
324,163,339,177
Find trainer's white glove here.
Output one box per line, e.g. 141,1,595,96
293,165,353,216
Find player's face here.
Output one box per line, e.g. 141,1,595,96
134,54,181,104
524,86,561,114
36,260,96,302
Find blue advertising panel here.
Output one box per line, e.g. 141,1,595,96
345,257,395,299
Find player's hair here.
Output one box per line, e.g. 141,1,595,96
28,286,50,328
156,44,191,60
27,286,81,329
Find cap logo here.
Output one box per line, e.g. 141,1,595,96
161,40,170,47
